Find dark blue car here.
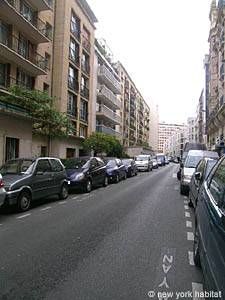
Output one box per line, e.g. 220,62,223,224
62,157,108,193
194,155,225,297
104,158,127,183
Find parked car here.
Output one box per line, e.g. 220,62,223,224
0,173,6,208
193,155,225,297
151,158,158,169
165,157,169,164
62,157,108,192
188,158,218,208
135,155,153,171
0,158,68,212
180,150,219,195
177,142,207,180
156,154,166,166
122,159,138,177
104,158,127,183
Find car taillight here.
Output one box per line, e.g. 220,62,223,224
0,179,4,188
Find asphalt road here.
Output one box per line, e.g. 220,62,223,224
0,164,204,300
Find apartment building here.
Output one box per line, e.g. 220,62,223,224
207,0,225,149
164,127,187,159
50,0,97,158
93,39,121,139
0,0,53,164
158,122,185,153
115,62,150,148
149,102,159,152
187,117,196,143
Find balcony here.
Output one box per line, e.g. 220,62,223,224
68,76,79,93
98,65,121,94
97,84,121,109
1,0,52,44
0,34,47,76
96,105,121,125
0,99,30,118
0,74,34,91
22,0,52,11
96,125,121,138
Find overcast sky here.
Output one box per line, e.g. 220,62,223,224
87,0,212,124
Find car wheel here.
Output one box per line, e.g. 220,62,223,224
188,193,194,208
115,174,120,183
135,170,138,176
103,176,108,187
85,179,92,193
180,184,186,195
193,227,201,267
59,183,68,200
17,191,31,212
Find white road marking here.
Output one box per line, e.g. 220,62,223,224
186,220,192,228
58,201,67,205
174,185,179,191
184,200,188,204
0,224,3,226
185,212,191,218
188,251,195,266
172,173,177,178
72,196,78,200
184,205,189,210
16,213,31,219
184,196,188,199
192,282,205,300
40,206,51,211
187,232,194,241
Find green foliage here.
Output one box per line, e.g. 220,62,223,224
83,132,124,157
0,85,73,137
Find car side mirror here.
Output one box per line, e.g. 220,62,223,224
195,172,201,181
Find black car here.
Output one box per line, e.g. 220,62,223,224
194,155,225,297
122,159,138,177
104,158,127,183
188,157,218,209
0,158,68,212
62,157,108,193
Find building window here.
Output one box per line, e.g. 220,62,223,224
20,1,35,24
45,22,53,40
80,75,89,99
5,137,19,162
69,38,79,66
66,148,76,158
0,21,9,46
82,26,90,52
79,125,87,138
43,83,49,94
67,92,77,117
0,64,7,87
80,100,88,122
70,11,80,40
81,52,89,74
45,52,51,70
17,69,34,89
68,65,79,92
41,146,47,157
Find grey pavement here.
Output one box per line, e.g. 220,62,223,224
0,164,203,300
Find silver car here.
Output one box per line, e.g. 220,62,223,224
0,173,6,208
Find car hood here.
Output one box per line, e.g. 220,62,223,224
66,168,84,178
2,174,30,188
136,161,148,164
183,167,195,177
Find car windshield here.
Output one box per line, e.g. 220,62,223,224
106,160,117,167
62,158,90,169
122,159,131,165
205,160,217,178
0,159,33,175
184,156,202,168
135,156,149,161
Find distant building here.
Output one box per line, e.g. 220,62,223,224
158,122,185,153
149,103,159,152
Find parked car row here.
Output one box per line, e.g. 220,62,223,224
177,148,225,296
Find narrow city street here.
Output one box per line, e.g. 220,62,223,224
0,164,204,300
